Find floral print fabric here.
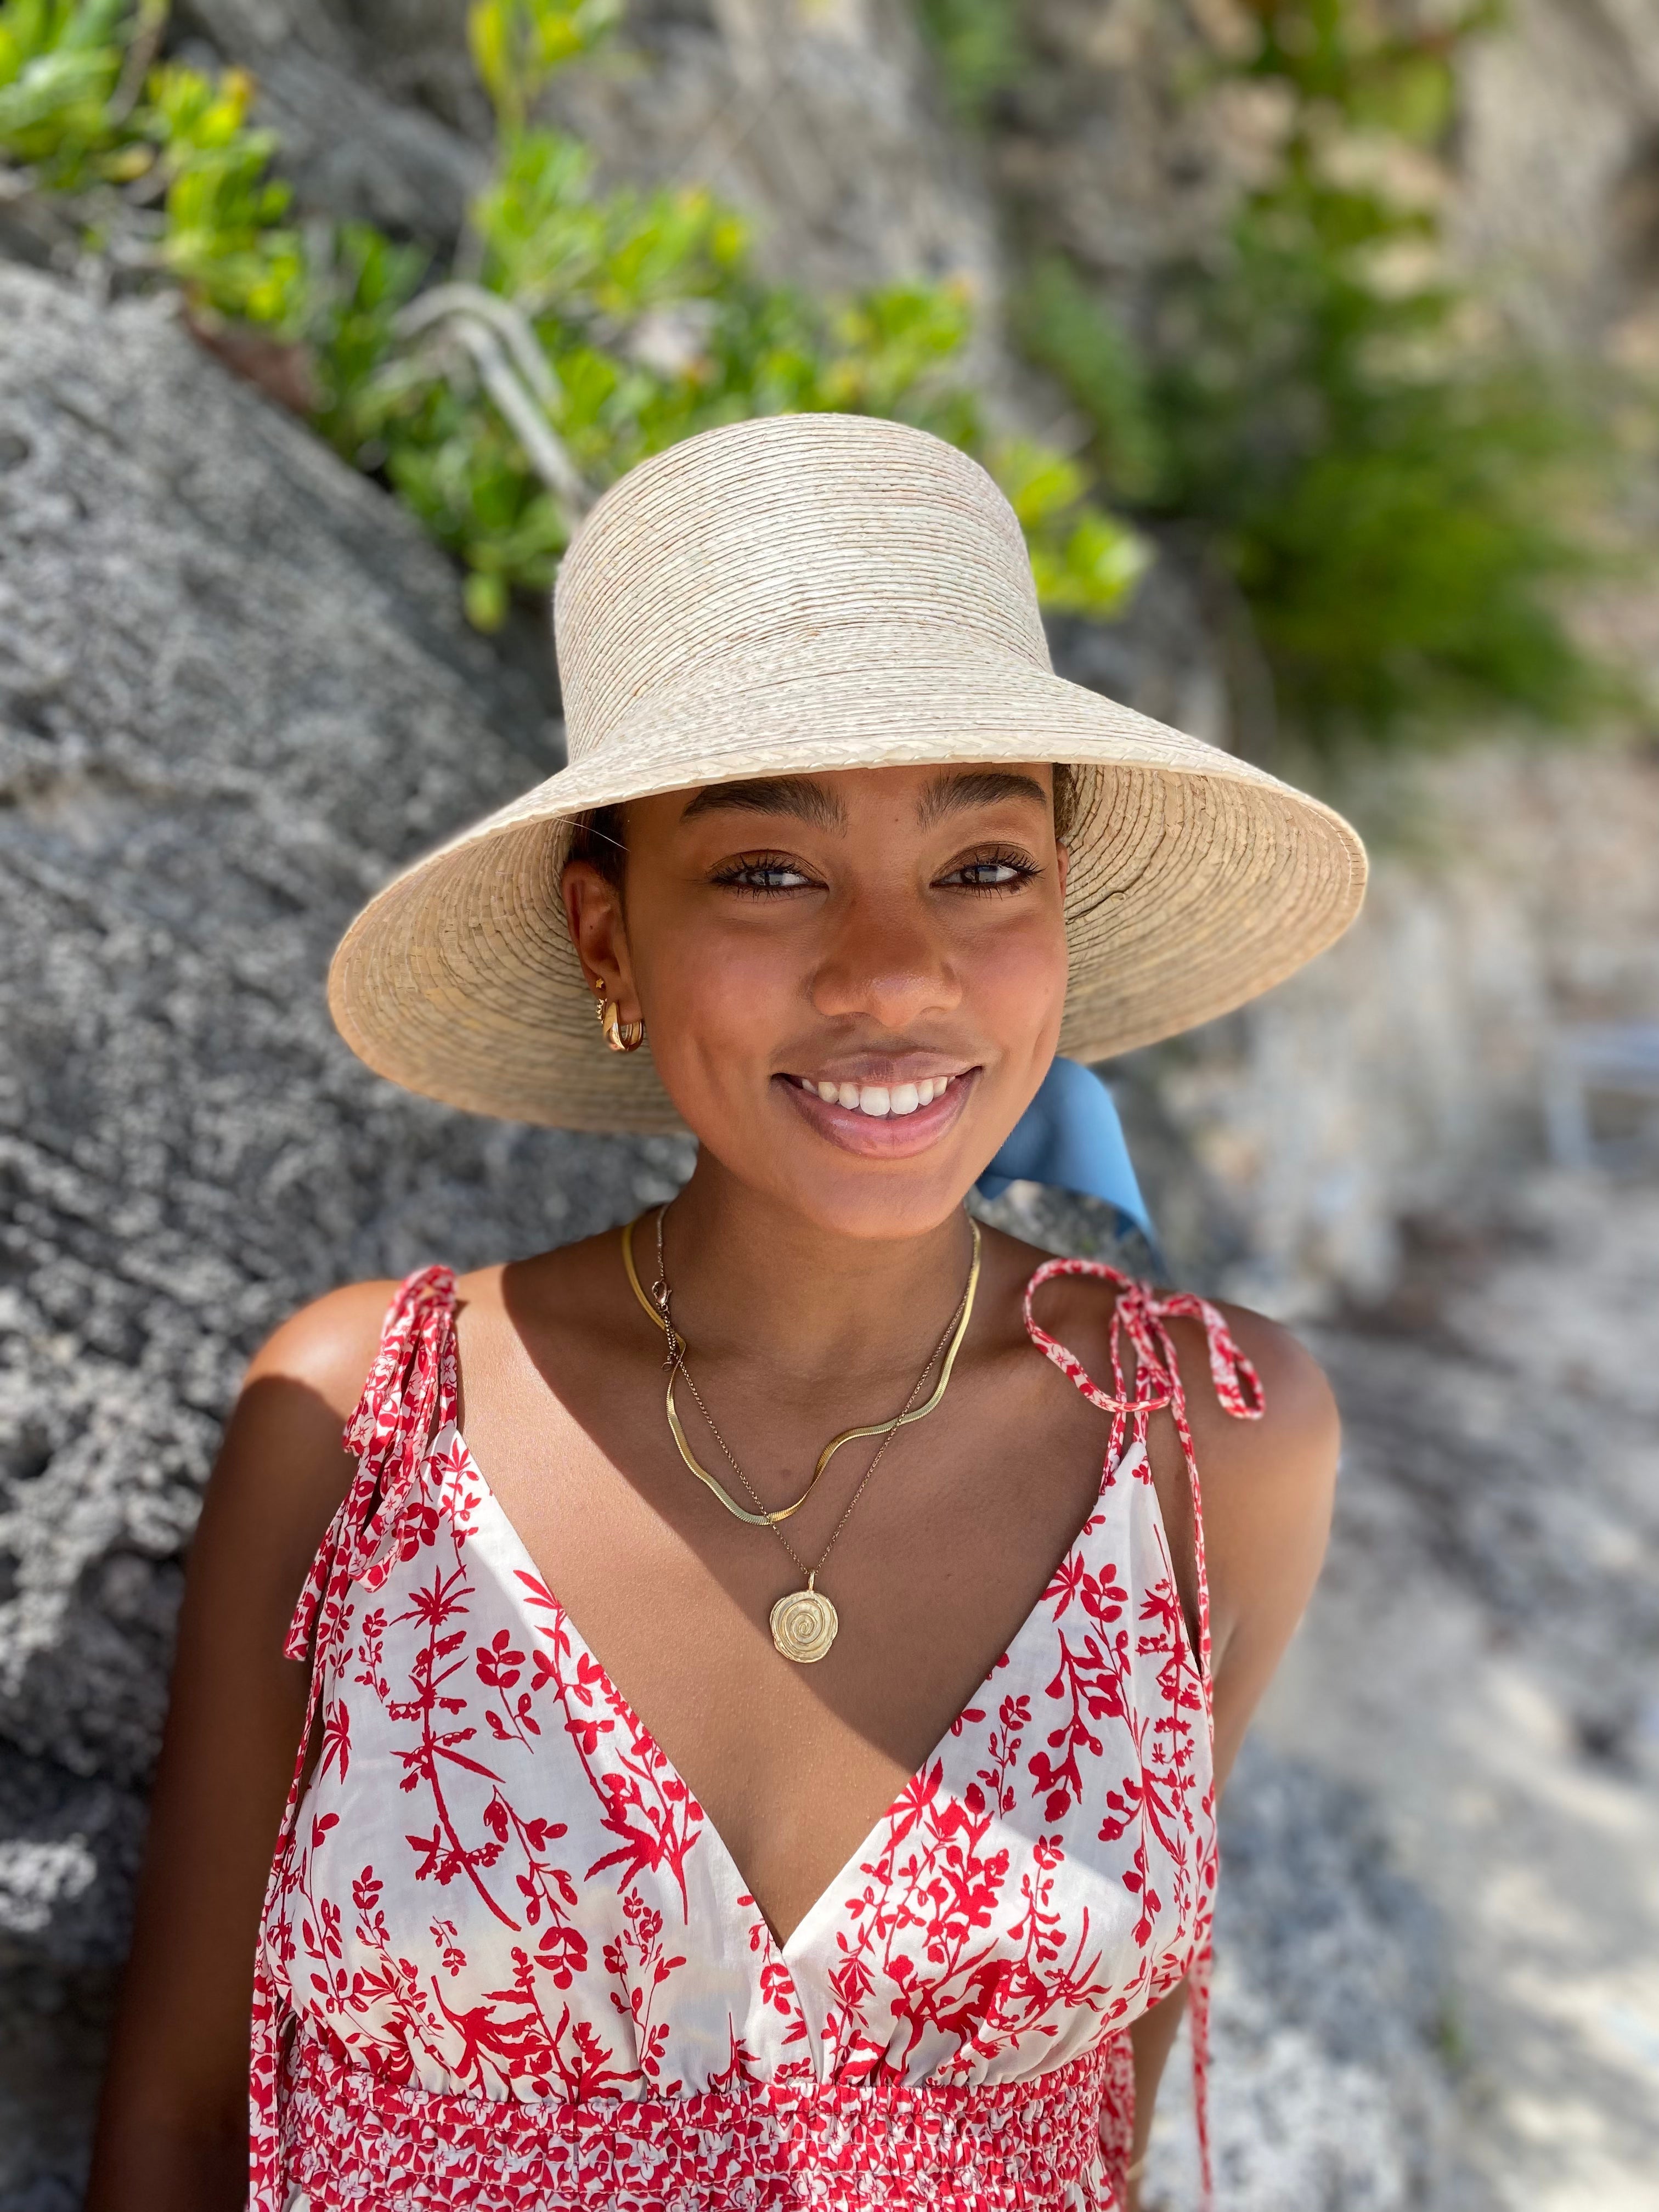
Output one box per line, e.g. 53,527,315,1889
250,1257,1262,2210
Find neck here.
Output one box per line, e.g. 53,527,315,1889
654,1154,976,1387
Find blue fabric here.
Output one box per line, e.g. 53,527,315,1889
977,1057,1154,1242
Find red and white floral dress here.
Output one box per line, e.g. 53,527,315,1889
250,1255,1262,2210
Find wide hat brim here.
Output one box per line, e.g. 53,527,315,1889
329,627,1367,1132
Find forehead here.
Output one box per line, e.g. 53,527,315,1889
674,764,1054,830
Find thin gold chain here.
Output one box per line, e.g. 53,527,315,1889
651,1203,975,1585
652,1203,963,1532
623,1210,981,1526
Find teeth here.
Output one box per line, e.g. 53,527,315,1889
802,1073,958,1115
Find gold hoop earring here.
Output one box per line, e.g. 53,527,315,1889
591,976,645,1053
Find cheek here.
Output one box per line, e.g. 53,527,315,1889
628,904,802,1078
965,904,1069,1039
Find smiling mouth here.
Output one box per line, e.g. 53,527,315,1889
782,1072,964,1120
774,1068,977,1158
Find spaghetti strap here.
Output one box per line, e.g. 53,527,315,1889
283,1263,460,1663
1023,1256,1262,2209
250,1264,458,2208
1022,1257,1262,1680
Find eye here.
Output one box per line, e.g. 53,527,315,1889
936,848,1040,893
710,852,819,895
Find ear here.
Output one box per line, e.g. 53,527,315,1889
1055,840,1070,897
562,860,642,1023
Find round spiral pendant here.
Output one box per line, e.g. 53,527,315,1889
770,1583,839,1664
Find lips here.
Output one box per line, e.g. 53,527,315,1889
774,1067,977,1157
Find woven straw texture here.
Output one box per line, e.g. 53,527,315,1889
329,413,1367,1131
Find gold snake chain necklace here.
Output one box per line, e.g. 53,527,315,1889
620,1206,983,1663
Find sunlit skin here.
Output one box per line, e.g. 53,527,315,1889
567,764,1073,1246
88,764,1340,2212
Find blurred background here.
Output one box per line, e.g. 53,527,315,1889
1,2,1657,2204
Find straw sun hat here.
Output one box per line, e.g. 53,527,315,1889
329,413,1367,1132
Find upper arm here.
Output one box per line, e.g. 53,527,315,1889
88,1279,398,2196
1158,1304,1340,1796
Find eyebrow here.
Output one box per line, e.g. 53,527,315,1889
916,769,1049,827
678,768,1050,833
680,777,848,829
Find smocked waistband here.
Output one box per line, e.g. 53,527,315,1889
276,2017,1127,2210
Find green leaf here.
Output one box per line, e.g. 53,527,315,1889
464,568,510,630
1028,508,1149,616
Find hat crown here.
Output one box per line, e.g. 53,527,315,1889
552,413,1051,764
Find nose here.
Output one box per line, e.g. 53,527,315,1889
807,884,963,1031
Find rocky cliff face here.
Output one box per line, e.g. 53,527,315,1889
0,266,691,2199
1126,740,1659,1311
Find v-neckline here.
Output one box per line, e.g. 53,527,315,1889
442,1423,1148,1963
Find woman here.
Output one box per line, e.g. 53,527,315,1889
89,413,1365,2209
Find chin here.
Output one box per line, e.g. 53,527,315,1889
780,1160,979,1243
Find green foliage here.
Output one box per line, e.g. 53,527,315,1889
1014,259,1165,505
992,437,1149,610
1233,0,1491,139
1018,0,1617,752
915,0,1027,123
0,0,136,183
471,126,746,315
0,4,308,326
311,130,1004,610
306,222,430,451
145,60,306,329
467,0,620,131
341,4,1142,621
1,0,1144,631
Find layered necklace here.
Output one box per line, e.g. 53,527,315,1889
620,1205,982,1664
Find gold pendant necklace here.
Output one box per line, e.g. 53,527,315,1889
768,1575,840,1664
620,1208,981,1663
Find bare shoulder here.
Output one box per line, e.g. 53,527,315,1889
198,1278,409,1595
1006,1234,1336,1462
1169,1299,1340,1771
1181,1297,1339,1485
1160,1295,1339,1568
242,1276,404,1421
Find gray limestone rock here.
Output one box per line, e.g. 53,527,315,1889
176,0,489,239
1139,1739,1492,2212
541,0,1006,324
0,1750,144,1973
0,262,693,2192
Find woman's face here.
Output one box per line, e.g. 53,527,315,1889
563,764,1070,1242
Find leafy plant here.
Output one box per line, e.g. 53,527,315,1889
467,0,621,129
145,58,305,329
0,1,309,325
0,0,131,185
314,0,1142,624
2,0,1145,631
1014,0,1620,753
